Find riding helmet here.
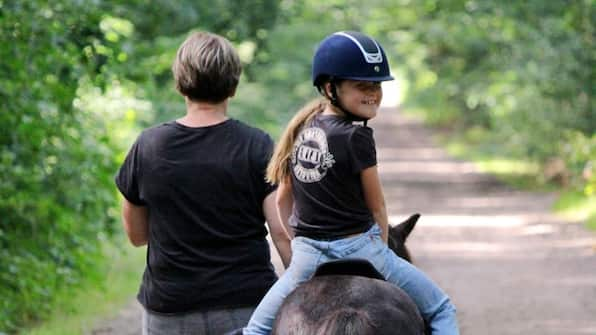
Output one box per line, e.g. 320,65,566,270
312,31,394,86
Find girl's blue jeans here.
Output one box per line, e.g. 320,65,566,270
243,224,459,335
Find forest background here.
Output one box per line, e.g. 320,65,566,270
1,0,593,333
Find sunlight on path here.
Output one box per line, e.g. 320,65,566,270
380,78,403,108
390,215,527,228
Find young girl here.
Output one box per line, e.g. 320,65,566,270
243,31,459,335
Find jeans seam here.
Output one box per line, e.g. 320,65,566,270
340,233,373,257
292,239,323,255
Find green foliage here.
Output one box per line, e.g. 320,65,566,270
388,0,595,192
231,0,378,136
554,189,596,231
126,0,360,135
1,0,285,332
101,0,284,127
440,128,545,190
0,1,132,332
561,131,596,194
21,242,145,335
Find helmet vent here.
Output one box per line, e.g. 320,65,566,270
334,31,383,64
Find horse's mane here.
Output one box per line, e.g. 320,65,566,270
315,308,376,335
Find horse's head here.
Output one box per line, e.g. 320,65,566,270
388,213,420,263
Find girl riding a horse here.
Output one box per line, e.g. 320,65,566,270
242,31,460,335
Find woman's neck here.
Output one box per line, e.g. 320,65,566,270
177,97,229,127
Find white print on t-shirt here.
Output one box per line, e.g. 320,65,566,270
291,127,335,183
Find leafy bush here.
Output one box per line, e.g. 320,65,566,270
390,0,594,191
0,1,127,331
0,0,284,331
562,131,596,195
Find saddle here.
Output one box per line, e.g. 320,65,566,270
312,259,385,280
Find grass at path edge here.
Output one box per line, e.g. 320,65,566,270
431,124,596,231
21,239,145,335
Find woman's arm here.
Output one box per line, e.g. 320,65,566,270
121,198,149,247
361,165,389,243
264,191,292,268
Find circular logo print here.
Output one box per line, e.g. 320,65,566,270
291,127,335,183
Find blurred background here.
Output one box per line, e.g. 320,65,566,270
0,0,593,333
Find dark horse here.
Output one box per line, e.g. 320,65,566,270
271,214,425,335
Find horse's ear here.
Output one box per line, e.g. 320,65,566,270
390,213,420,242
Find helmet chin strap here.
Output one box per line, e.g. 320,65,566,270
327,79,369,126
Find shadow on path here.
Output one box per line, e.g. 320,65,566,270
372,107,596,335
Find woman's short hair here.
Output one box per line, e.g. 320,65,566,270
172,32,242,103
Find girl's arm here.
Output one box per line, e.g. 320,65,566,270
276,177,295,239
362,168,460,333
361,165,389,243
122,198,149,247
264,191,292,268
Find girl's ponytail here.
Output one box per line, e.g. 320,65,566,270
266,98,327,184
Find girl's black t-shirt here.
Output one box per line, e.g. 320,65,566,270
290,114,376,239
115,119,277,313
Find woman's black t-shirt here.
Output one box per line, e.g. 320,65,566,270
115,119,277,313
290,114,377,239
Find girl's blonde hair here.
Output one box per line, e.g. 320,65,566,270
266,98,328,184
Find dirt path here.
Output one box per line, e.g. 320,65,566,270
373,108,596,335
92,107,596,335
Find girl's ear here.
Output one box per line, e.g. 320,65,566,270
323,82,332,96
323,82,337,100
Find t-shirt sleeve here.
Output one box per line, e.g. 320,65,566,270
349,126,377,174
114,135,145,205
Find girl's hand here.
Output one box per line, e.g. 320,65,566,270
361,165,389,243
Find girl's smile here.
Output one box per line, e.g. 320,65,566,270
332,80,383,119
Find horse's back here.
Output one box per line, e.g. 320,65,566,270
272,275,425,335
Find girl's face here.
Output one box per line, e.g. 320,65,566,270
335,80,383,119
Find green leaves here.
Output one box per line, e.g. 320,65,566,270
393,0,594,189
0,1,124,332
1,0,287,331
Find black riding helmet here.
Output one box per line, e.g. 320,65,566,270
312,31,394,122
